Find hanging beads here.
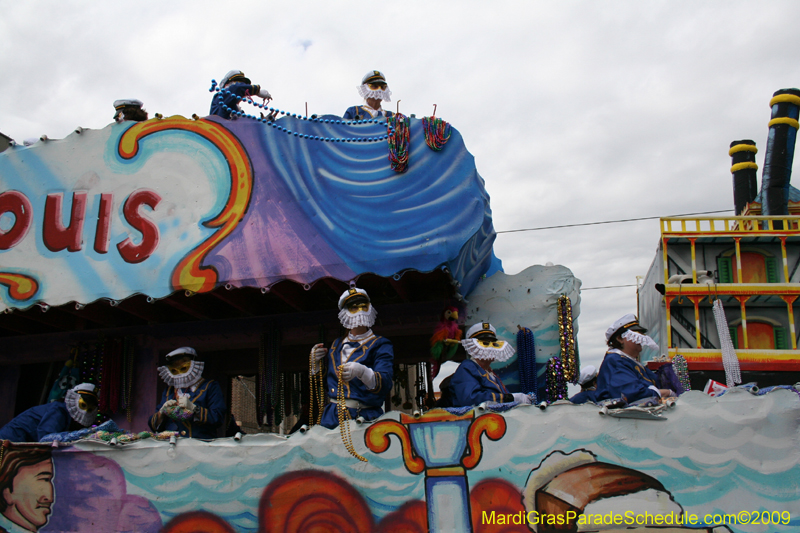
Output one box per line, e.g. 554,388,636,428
422,116,451,151
309,325,327,427
545,356,568,402
516,327,537,400
209,82,391,143
337,365,367,462
672,354,691,391
387,113,410,173
558,295,579,383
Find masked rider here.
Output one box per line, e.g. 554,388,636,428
310,288,394,429
0,383,98,442
149,347,226,439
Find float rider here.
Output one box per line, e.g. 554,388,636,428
310,288,394,429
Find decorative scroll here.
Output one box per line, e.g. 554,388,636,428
118,116,253,293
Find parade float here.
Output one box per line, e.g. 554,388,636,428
0,87,798,533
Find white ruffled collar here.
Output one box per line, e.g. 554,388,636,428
65,389,96,427
461,338,515,362
158,360,204,389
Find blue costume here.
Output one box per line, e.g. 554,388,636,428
588,349,660,404
446,359,512,407
343,106,393,121
569,390,593,405
0,402,72,442
149,378,226,439
210,82,263,120
320,334,394,429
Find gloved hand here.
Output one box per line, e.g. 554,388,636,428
340,362,376,389
160,400,177,412
178,395,195,413
311,343,327,361
512,393,532,405
258,88,272,101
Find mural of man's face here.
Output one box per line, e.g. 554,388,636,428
2,459,54,532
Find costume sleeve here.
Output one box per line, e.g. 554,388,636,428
37,403,71,441
366,340,394,398
596,354,659,403
194,381,226,430
451,362,506,407
343,106,358,120
569,391,592,404
148,389,169,432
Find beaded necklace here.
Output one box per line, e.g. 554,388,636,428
557,295,579,383
516,326,537,400
209,81,393,144
308,326,327,426
337,364,367,462
422,116,451,151
387,113,410,173
545,356,568,402
672,354,691,391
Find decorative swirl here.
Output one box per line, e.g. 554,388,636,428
0,272,39,301
365,420,425,474
461,413,506,470
161,510,237,533
118,116,253,293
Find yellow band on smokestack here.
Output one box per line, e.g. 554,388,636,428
770,94,800,107
731,162,758,173
729,144,758,156
768,117,799,129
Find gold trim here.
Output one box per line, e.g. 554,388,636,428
768,117,799,129
728,144,758,156
730,162,758,173
770,94,800,107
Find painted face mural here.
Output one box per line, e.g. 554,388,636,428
1,459,54,532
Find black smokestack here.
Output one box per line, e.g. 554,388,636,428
730,140,758,215
760,88,800,217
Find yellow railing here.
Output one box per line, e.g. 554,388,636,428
661,215,800,236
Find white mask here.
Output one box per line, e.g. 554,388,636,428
338,304,377,329
158,360,204,389
65,389,97,427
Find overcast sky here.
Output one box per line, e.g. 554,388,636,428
2,1,799,368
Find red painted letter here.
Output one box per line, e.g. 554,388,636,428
43,192,87,252
0,191,33,250
94,193,113,254
117,189,161,264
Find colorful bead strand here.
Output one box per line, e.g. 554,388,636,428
557,295,579,383
387,113,410,173
422,116,451,151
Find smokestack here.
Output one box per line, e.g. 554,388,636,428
760,88,800,217
730,140,758,215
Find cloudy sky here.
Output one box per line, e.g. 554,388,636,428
2,0,799,367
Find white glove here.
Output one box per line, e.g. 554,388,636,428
160,400,177,412
340,362,376,389
512,393,532,405
178,396,195,413
311,343,327,361
258,88,272,100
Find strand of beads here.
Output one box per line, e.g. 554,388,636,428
422,116,451,151
387,113,410,173
558,295,579,383
516,327,537,400
308,326,327,426
672,354,691,391
257,326,267,426
545,356,568,402
337,365,368,462
269,326,282,428
209,82,392,143
124,337,134,423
